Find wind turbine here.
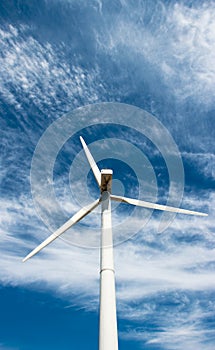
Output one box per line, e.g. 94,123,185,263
23,136,208,350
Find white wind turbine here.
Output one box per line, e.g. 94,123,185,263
23,136,208,350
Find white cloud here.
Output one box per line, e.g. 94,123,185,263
96,1,215,106
0,24,106,115
122,320,215,350
0,189,214,295
0,345,19,350
182,151,215,179
2,1,214,112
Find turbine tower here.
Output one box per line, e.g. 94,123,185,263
23,137,208,350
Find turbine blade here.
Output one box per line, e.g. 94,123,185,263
23,198,100,262
80,136,101,187
110,195,208,217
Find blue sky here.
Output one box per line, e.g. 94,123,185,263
0,0,215,349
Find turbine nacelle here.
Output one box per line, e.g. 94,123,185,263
101,169,113,193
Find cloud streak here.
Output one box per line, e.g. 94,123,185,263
96,1,215,107
0,189,214,293
0,24,106,116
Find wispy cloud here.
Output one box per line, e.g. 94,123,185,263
0,345,19,350
0,189,214,293
0,24,106,116
96,1,215,107
121,313,215,350
182,151,215,180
